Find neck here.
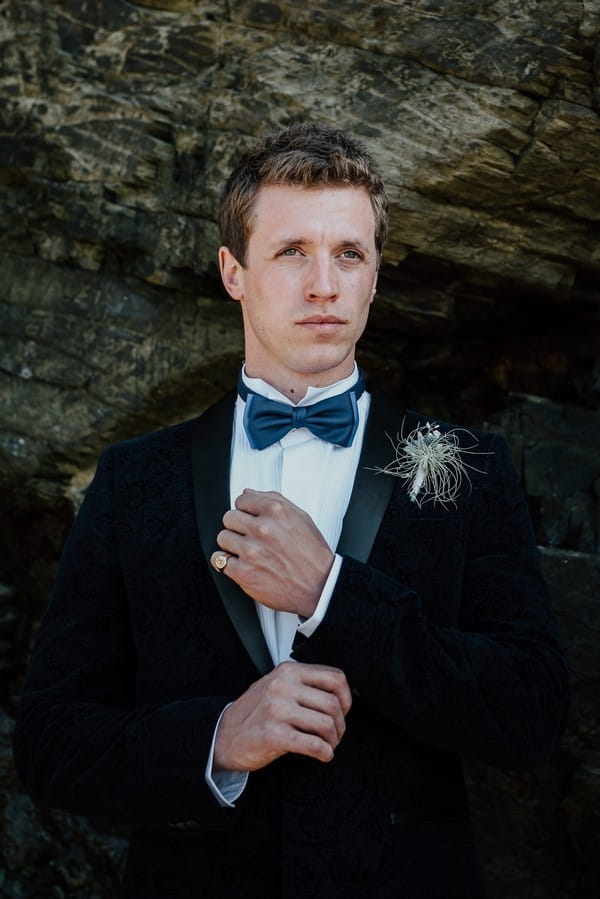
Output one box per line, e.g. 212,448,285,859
243,364,357,404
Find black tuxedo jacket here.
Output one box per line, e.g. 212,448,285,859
14,392,568,899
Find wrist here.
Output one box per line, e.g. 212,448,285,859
297,551,335,618
213,708,235,772
296,594,319,619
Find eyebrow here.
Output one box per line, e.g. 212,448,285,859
273,237,373,254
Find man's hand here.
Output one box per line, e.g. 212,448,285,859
213,661,352,772
212,489,334,618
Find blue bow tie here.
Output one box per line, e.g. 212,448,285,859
238,372,366,450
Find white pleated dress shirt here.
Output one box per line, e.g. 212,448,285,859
206,364,370,806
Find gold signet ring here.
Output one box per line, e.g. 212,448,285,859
214,553,229,571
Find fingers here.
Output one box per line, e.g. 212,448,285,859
213,662,352,771
213,490,334,616
293,661,353,717
234,488,290,515
277,723,337,764
215,526,245,558
222,491,296,539
213,491,287,570
264,663,349,745
222,506,253,535
261,662,353,760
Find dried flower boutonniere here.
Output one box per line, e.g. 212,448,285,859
373,420,490,508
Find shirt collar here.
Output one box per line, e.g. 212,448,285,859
239,363,360,407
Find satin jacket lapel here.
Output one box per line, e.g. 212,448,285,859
337,391,398,562
191,392,273,676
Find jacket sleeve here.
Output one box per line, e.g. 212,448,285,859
13,446,240,832
293,434,569,770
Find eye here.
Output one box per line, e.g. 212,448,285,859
280,247,300,256
340,249,361,260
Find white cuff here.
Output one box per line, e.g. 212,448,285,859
204,704,249,807
297,553,342,639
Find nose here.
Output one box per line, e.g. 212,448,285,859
305,255,338,302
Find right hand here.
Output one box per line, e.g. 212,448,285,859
213,661,352,772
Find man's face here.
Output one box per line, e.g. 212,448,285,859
219,184,379,396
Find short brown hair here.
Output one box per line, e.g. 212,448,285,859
218,122,389,266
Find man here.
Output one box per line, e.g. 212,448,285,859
14,122,568,898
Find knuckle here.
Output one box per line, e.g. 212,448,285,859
312,735,334,762
279,660,295,672
324,694,339,716
276,661,296,679
333,670,350,692
263,696,285,724
267,497,284,518
264,678,283,700
245,543,260,563
265,671,292,699
255,520,271,540
323,720,337,743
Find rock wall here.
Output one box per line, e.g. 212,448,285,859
1,1,599,896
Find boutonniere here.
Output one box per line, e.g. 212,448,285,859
373,420,489,508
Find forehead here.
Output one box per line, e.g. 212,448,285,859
249,184,376,244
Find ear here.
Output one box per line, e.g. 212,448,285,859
219,246,245,300
370,269,379,303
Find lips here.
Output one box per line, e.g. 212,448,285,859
298,315,346,325
297,315,346,334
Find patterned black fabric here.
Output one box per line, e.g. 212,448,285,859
13,396,568,898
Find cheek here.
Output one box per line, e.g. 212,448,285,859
350,290,375,335
356,283,376,315
242,296,287,343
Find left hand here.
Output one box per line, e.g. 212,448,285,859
211,489,334,617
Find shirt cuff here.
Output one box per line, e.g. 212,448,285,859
297,553,342,639
205,704,249,807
